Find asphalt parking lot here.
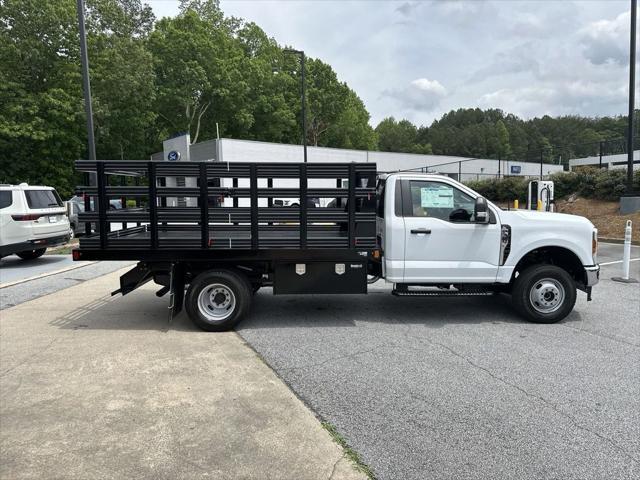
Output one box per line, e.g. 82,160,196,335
1,243,638,479
237,243,640,480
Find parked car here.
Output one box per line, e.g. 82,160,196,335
67,196,123,236
0,184,70,260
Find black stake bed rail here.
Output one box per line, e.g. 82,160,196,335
74,160,377,261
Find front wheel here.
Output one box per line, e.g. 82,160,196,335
16,248,46,260
511,265,576,324
185,270,252,331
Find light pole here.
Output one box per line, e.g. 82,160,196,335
76,0,96,165
284,49,307,163
627,0,637,193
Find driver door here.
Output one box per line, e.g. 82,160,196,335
401,179,501,283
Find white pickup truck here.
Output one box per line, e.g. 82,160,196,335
73,161,600,331
377,173,599,324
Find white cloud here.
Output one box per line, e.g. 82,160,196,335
479,79,628,119
383,78,447,112
151,0,632,124
580,11,630,66
395,2,418,17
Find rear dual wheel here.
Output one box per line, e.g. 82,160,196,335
185,270,252,331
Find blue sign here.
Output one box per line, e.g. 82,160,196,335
167,150,181,162
510,165,521,174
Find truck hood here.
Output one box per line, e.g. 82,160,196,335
497,208,596,266
499,209,594,228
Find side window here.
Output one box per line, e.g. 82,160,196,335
407,181,476,222
376,179,385,218
0,191,12,209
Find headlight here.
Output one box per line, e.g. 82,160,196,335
500,225,511,265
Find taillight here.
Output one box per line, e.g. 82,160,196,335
592,229,598,257
11,214,42,221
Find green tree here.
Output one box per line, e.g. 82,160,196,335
87,0,157,159
494,120,511,159
0,0,84,198
324,90,377,150
376,118,413,152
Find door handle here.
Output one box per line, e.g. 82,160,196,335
411,229,431,234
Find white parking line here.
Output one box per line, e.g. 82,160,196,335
599,258,640,266
0,261,97,289
599,242,640,247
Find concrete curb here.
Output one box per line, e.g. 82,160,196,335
600,237,640,246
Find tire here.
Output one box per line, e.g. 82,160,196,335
185,270,252,332
16,248,47,260
511,264,576,324
69,225,75,240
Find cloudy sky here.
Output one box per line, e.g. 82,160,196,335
148,0,635,126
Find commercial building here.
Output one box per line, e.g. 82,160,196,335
568,150,640,171
152,136,564,182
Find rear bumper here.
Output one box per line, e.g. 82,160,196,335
0,234,70,257
584,265,600,287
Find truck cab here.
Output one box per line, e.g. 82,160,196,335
376,173,600,323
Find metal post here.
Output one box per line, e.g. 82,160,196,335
458,161,461,181
96,162,107,249
299,164,308,249
285,49,307,163
599,141,604,168
612,221,638,283
540,150,543,179
627,0,637,193
76,0,96,165
498,154,501,179
199,163,209,249
347,164,356,248
148,162,158,250
301,52,307,163
249,164,258,249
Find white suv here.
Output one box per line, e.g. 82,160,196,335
0,184,70,260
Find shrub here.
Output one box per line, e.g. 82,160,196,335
465,177,527,203
466,168,638,203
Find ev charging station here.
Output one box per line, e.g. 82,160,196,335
527,180,554,212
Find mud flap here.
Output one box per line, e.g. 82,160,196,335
168,263,186,322
112,262,152,296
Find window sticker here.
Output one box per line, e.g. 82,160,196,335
421,185,454,208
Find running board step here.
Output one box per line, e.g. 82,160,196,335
392,289,493,297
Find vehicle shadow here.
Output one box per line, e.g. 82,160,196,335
49,286,582,332
49,291,199,332
237,288,533,331
0,255,69,270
